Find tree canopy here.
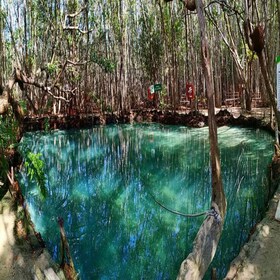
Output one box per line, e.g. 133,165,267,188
0,0,279,115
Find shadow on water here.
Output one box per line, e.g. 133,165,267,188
18,124,273,279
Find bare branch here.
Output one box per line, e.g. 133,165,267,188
51,61,68,88
66,5,87,18
14,68,71,103
206,0,244,19
45,87,71,102
66,59,88,66
62,25,93,34
63,5,92,34
51,60,86,89
205,9,244,72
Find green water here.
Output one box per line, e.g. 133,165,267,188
19,124,273,279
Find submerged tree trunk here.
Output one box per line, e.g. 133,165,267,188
177,0,226,279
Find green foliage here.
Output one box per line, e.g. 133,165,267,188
14,27,24,41
138,11,163,78
0,111,47,199
13,101,46,199
68,67,81,82
0,111,18,194
68,0,78,13
0,112,18,152
91,52,116,73
24,151,47,199
18,100,28,115
0,153,9,189
46,61,59,75
159,87,168,110
0,8,7,20
244,44,258,61
43,118,50,132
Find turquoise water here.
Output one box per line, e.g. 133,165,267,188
19,124,273,279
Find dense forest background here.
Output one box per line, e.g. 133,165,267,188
0,0,279,115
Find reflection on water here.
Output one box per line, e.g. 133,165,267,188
19,124,273,279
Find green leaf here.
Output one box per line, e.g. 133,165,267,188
23,151,47,199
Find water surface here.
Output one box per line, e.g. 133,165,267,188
19,124,273,279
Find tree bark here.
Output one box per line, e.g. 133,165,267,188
0,67,71,122
177,0,226,278
258,51,280,127
1,71,23,123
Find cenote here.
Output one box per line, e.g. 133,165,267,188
19,124,274,279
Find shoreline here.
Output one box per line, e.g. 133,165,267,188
22,107,273,133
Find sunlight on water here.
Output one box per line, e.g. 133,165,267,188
19,124,273,280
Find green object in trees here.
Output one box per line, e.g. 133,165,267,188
154,83,162,92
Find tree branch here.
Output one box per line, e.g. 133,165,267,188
63,5,93,34
66,5,87,18
62,25,93,34
15,68,72,103
66,59,88,66
206,0,244,19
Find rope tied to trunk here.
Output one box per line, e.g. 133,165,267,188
150,192,221,223
207,207,221,223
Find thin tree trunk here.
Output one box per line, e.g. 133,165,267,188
0,0,4,91
258,51,280,127
177,1,226,278
196,0,226,218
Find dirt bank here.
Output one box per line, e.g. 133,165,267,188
225,185,280,279
22,107,273,132
0,191,66,280
225,157,280,280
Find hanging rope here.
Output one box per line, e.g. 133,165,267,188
150,192,221,222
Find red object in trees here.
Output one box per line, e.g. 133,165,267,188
148,87,154,101
186,83,195,100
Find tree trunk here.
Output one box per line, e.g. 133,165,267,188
177,1,226,278
258,51,280,127
0,70,24,140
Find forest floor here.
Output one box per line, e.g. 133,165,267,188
0,106,277,280
188,106,271,119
